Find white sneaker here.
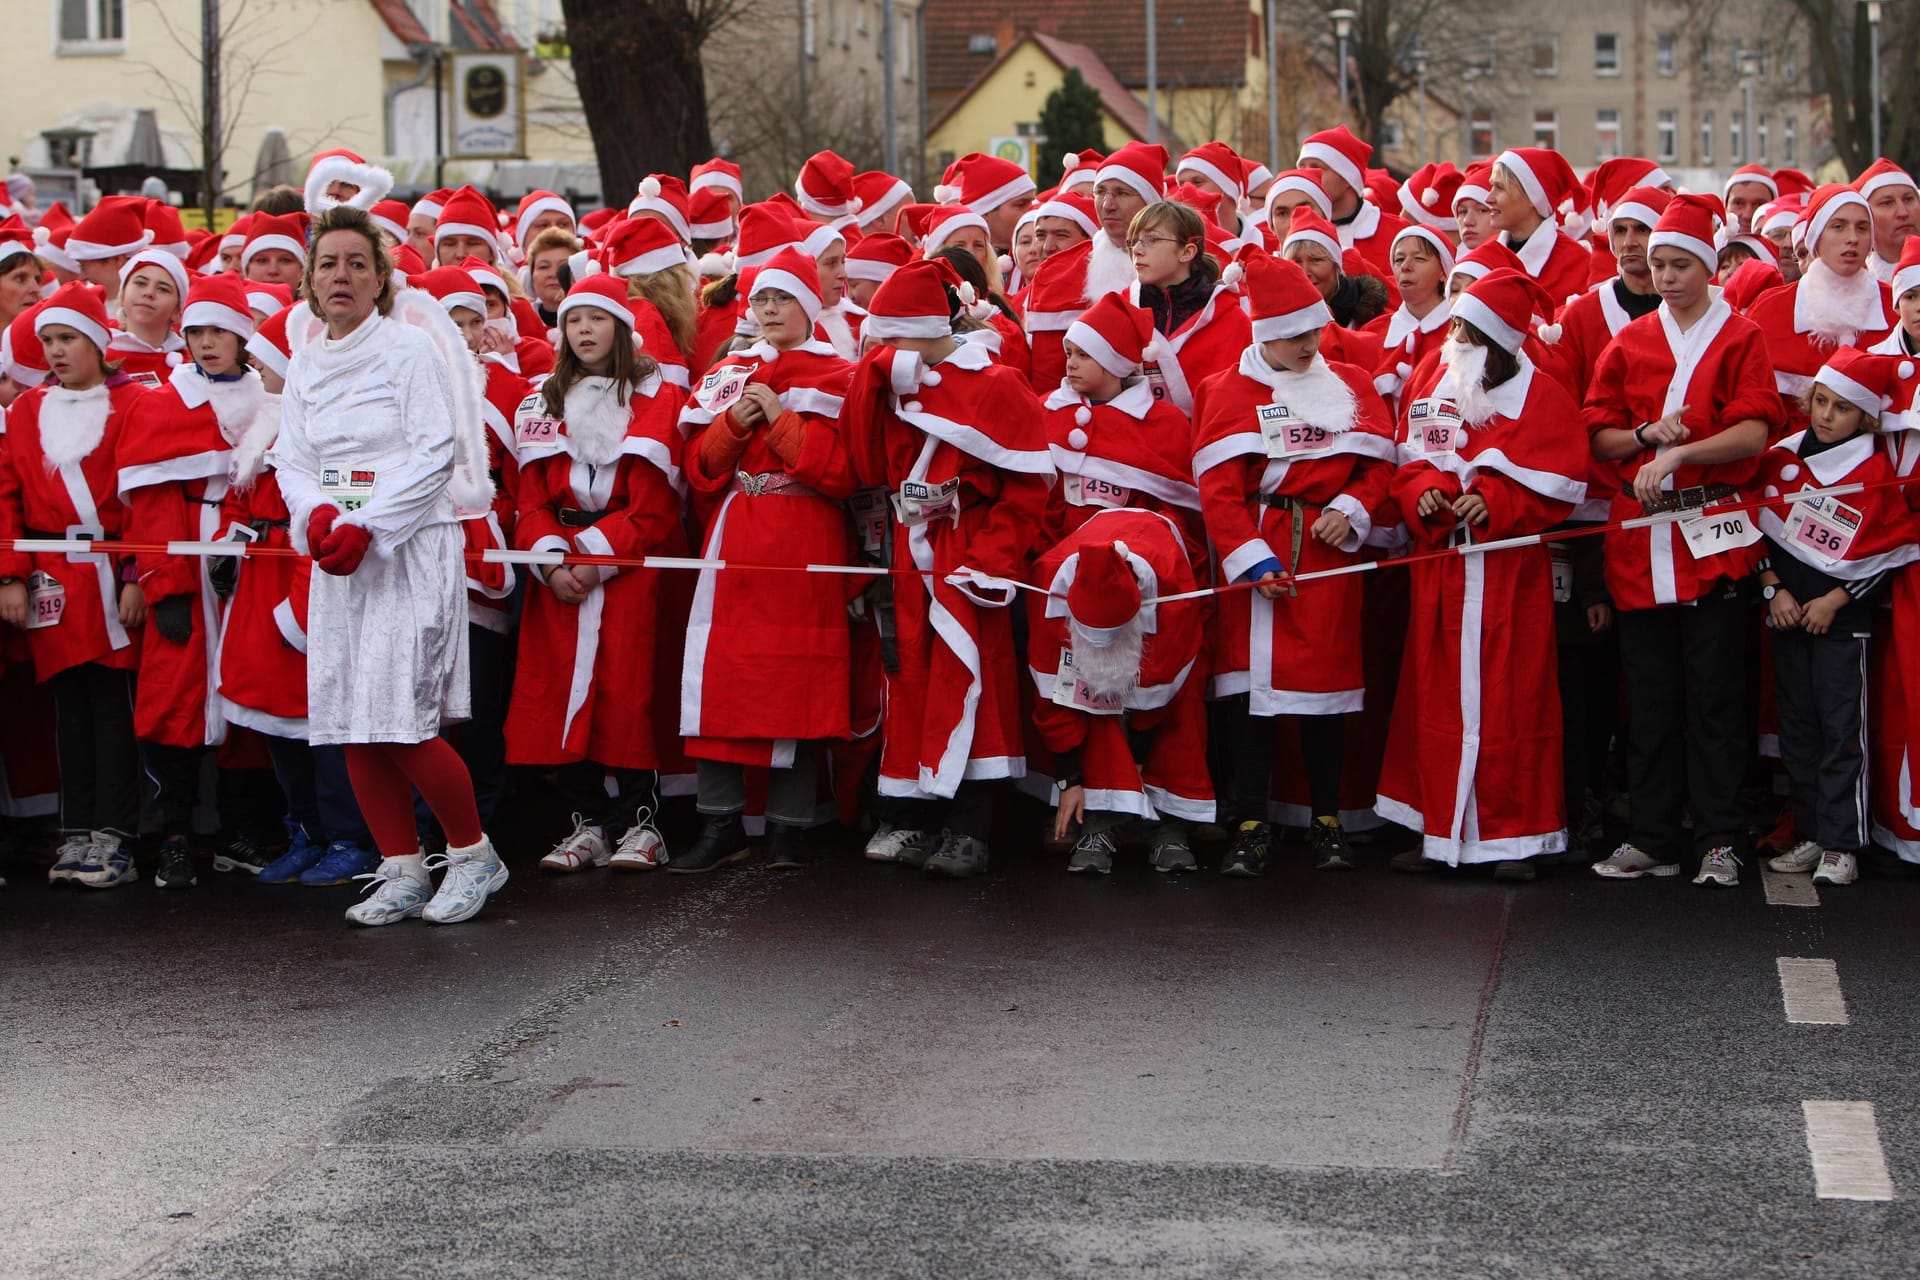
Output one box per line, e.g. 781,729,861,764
74,831,138,889
609,816,667,870
540,816,609,873
422,836,508,925
344,859,432,927
1812,849,1859,886
48,834,94,885
1592,843,1681,880
1692,846,1742,888
1766,840,1823,874
863,826,928,863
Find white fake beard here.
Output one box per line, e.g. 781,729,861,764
1270,356,1357,433
1085,233,1138,301
563,377,631,467
817,305,857,360
1068,617,1144,701
203,372,268,447
1797,259,1884,347
39,383,113,470
1438,336,1498,426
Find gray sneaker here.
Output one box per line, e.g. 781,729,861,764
864,825,930,866
1767,840,1823,874
422,836,509,924
1148,836,1198,874
344,860,432,927
1067,827,1117,875
924,832,989,879
1691,845,1741,888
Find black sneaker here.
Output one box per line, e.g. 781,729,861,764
924,831,990,878
212,829,280,875
1307,817,1353,871
667,816,750,874
153,836,198,890
766,822,808,870
1219,821,1270,877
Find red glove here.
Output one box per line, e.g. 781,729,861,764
316,522,372,576
306,505,341,555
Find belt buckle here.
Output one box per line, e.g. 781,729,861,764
1676,484,1709,510
737,470,769,496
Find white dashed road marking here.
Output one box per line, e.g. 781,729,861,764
1777,958,1849,1025
1762,870,1820,907
1803,1101,1895,1201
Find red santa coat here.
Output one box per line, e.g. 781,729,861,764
1041,377,1205,559
1319,321,1385,373
1192,349,1395,713
1538,282,1656,521
505,374,687,769
1335,201,1410,286
215,461,312,737
678,340,858,765
0,377,145,679
843,339,1053,798
1023,239,1097,394
956,314,1034,383
1501,219,1593,317
1364,299,1450,412
1583,299,1784,609
1376,353,1588,863
1133,279,1251,415
1026,507,1214,823
1748,273,1896,427
106,329,185,389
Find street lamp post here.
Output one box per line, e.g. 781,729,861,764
1739,48,1758,167
1864,0,1884,159
1414,48,1428,164
1330,8,1356,124
1147,0,1159,147
1266,0,1281,171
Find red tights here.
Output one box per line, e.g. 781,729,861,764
343,739,483,857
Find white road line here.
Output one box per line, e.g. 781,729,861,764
1763,869,1820,907
1803,1101,1896,1201
1777,958,1850,1025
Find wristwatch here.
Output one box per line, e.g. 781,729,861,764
1632,423,1651,448
1762,583,1779,601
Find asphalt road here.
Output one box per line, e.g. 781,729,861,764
3,805,1916,1279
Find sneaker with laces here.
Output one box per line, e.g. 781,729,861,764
1149,836,1198,874
1812,849,1859,886
344,860,432,927
74,832,137,889
258,826,328,884
925,831,990,879
1767,840,1824,874
48,834,93,886
1067,827,1117,875
298,841,380,886
1592,843,1681,880
609,815,667,870
153,836,198,889
863,825,928,865
212,829,280,875
1307,817,1354,871
1219,821,1270,878
541,816,610,873
422,835,508,924
1692,845,1742,888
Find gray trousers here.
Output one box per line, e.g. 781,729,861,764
695,746,820,827
1771,627,1870,852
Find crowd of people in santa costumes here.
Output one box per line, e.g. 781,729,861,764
12,130,1920,904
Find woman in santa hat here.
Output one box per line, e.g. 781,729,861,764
1486,149,1593,317
1126,200,1251,416
240,213,308,288
523,226,581,327
928,244,1032,381
1281,207,1388,368
269,205,505,927
1366,225,1453,412
0,215,42,330
674,246,859,872
109,247,189,385
1379,268,1590,880
0,283,149,888
1191,251,1396,877
842,258,1053,878
1584,194,1783,888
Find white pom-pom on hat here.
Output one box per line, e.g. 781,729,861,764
933,184,960,204
32,226,50,247
1764,485,1782,498
1421,187,1439,208
1063,153,1081,171
1221,262,1245,288
638,176,662,198
1537,322,1563,344
997,253,1014,277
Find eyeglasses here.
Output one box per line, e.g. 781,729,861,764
1126,234,1185,252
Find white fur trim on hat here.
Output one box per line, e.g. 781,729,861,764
612,240,689,278
1894,263,1920,305
626,196,692,243
434,220,498,248
1297,140,1364,194
438,289,488,318
690,214,734,241
1493,150,1552,218
240,234,305,270
514,196,574,247
1450,293,1525,354
1064,319,1138,378
1806,189,1871,252
750,267,824,324
1091,162,1160,208
863,313,952,341
304,154,394,218
67,228,153,261
118,248,190,303
845,259,898,284
1649,229,1718,272
1814,365,1886,414
1177,155,1244,200
1859,167,1918,202
36,305,111,353
1391,224,1454,276
1034,199,1099,239
1611,200,1666,231
922,210,991,256
1283,225,1341,263
1250,299,1333,342
181,300,254,338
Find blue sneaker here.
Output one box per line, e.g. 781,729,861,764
298,841,380,886
258,825,327,884
74,832,138,889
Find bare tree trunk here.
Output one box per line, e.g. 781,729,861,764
559,0,714,206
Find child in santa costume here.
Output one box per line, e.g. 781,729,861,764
1750,350,1920,887
110,248,189,385
1192,251,1397,877
843,258,1053,878
1127,200,1250,415
1031,510,1214,874
1378,269,1589,878
676,246,858,871
0,283,148,887
506,274,685,875
1585,195,1783,888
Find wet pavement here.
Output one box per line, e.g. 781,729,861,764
3,808,1917,1278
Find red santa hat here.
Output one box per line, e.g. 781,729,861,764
935,153,1038,216
919,205,991,257
727,204,803,271
180,272,256,338
865,257,961,341
689,158,744,201
555,273,644,332
1757,197,1806,237
1723,163,1779,199
798,220,845,261
1390,223,1455,276
218,212,253,255
1066,540,1144,640
603,215,687,278
36,280,112,353
3,300,50,384
1450,239,1525,284
245,282,292,315
434,187,501,251
117,247,191,305
1454,161,1494,212
1093,143,1171,208
144,201,189,259
795,150,862,220
1398,162,1463,232
1296,126,1371,194
1588,157,1674,223
1032,191,1100,239
1893,235,1920,304
1721,257,1786,312
1816,348,1916,419
854,171,914,230
579,207,619,242
1451,269,1554,354
67,196,153,261
390,242,427,279
1493,148,1589,232
514,190,576,247
0,214,35,265
1647,193,1722,273
1065,291,1156,379
1801,182,1872,254
415,264,490,318
748,246,825,325
1241,249,1331,341
244,305,293,379
1280,205,1342,263
241,212,310,271
411,187,453,223
1608,185,1674,232
688,188,736,241
846,233,912,284
1264,168,1333,220
1176,143,1249,202
368,199,412,244
627,174,693,242
303,147,394,217
186,230,224,275
1060,150,1105,193
1855,157,1919,202
458,254,510,303
1773,169,1815,200
1723,229,1780,266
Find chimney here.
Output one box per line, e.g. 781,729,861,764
994,17,1017,55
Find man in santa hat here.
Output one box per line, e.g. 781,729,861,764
65,196,154,307
303,148,394,218
1297,126,1407,282
936,153,1037,255
1723,164,1779,236
1856,158,1920,285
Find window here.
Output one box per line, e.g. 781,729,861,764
1657,32,1676,75
57,0,124,51
1380,121,1404,147
1657,109,1677,162
1533,109,1559,151
1595,108,1621,161
1595,32,1620,74
1468,108,1495,161
1784,116,1797,165
1532,35,1558,76
1700,110,1714,164
1731,114,1744,163
1698,36,1712,74
967,32,995,54
1758,113,1770,163
899,12,915,79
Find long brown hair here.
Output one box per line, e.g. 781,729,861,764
542,311,660,418
1455,320,1520,386
626,264,698,359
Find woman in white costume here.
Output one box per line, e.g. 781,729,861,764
269,205,506,927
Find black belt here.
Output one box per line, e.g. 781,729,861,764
557,508,606,528
1254,494,1310,598
248,517,289,534
1640,483,1737,515
23,527,92,540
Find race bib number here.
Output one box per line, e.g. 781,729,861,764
1409,399,1464,454
128,371,163,389
850,488,889,554
1063,474,1132,509
319,462,377,513
696,363,757,414
1549,547,1573,604
24,571,64,629
1678,504,1762,558
1142,363,1168,402
894,477,960,527
1258,403,1329,459
1052,647,1125,715
515,415,560,447
1784,494,1862,567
